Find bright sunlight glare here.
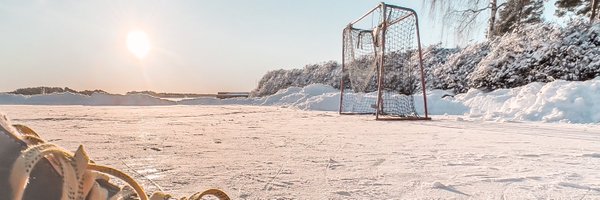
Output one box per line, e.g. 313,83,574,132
127,30,151,59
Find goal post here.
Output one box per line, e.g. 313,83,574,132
339,3,430,120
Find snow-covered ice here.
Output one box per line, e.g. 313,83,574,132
1,105,599,199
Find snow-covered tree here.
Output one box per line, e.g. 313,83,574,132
556,0,587,16
494,0,544,37
470,20,600,91
250,61,341,97
555,0,600,22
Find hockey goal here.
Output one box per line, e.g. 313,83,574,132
339,3,430,120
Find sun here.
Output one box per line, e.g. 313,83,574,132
127,30,151,59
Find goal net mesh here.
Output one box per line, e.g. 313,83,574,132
340,4,427,119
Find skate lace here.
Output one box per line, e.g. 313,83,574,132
9,134,149,200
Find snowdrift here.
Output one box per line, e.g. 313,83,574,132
192,78,600,123
459,78,600,123
0,92,174,106
1,79,599,123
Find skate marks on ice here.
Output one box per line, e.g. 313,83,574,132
412,119,600,199
432,181,470,196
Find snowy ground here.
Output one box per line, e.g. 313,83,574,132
1,105,600,199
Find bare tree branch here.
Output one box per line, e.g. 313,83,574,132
456,2,506,14
425,0,506,42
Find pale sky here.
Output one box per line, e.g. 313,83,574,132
0,1,554,94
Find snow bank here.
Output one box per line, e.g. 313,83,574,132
418,77,599,123
459,78,600,123
180,84,341,111
185,80,600,123
1,79,599,123
0,92,174,106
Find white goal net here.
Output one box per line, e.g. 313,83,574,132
339,3,430,120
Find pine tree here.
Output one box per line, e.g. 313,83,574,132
555,0,585,17
555,0,599,22
521,0,545,24
494,0,544,37
593,0,599,22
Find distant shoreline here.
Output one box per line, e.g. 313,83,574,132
4,86,247,98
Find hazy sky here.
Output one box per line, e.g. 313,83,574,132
0,1,554,94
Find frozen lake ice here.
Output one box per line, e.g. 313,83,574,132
1,105,600,199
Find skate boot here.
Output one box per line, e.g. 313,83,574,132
0,113,230,200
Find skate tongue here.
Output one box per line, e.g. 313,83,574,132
74,145,91,178
0,113,23,142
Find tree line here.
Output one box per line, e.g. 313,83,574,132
6,86,215,98
426,0,599,40
8,87,108,96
